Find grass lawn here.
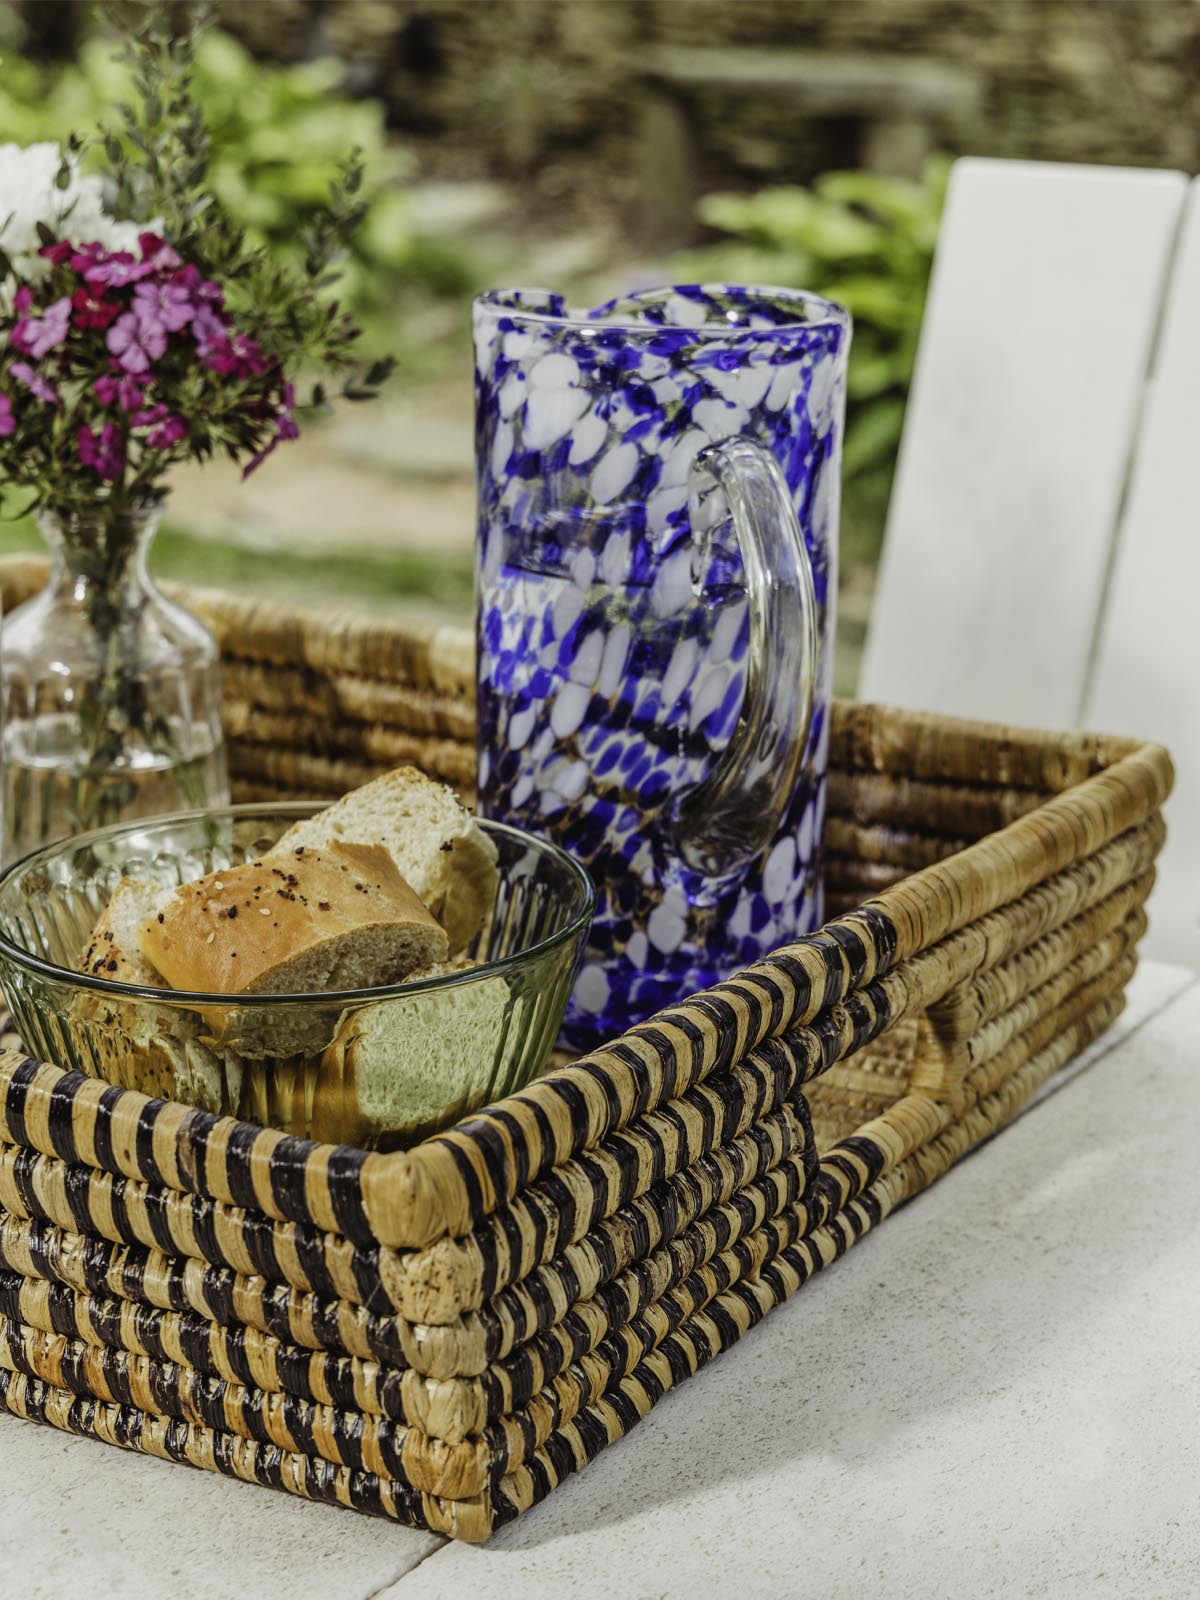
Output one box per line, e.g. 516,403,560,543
0,513,867,691
0,515,476,616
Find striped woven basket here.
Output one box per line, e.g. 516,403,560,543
0,559,1173,1540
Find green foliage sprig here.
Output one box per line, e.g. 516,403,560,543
0,17,461,336
680,159,949,561
103,10,391,409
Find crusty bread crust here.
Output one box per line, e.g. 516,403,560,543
136,842,448,996
78,878,174,988
271,767,498,955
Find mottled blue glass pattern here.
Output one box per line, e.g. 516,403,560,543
475,285,849,1051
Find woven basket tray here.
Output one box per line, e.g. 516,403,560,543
0,559,1172,1540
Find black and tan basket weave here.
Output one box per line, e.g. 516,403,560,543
0,560,1172,1540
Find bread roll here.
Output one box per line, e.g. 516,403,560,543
270,767,498,956
137,842,449,997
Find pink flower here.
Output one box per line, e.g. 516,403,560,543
202,331,266,380
12,286,33,315
137,232,182,274
243,381,299,477
81,249,144,291
69,242,107,274
72,234,182,294
133,279,194,334
9,361,59,407
190,304,227,347
0,394,13,438
147,415,187,450
126,398,187,449
94,372,146,411
72,285,121,332
77,422,125,481
107,309,167,374
37,240,73,266
11,297,72,359
172,264,223,309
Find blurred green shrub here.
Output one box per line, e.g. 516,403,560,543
682,158,950,562
0,27,472,339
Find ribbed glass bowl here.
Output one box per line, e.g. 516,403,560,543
0,804,594,1149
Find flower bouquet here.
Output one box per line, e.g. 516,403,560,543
0,13,390,861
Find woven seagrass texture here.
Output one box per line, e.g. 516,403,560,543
0,562,1173,1539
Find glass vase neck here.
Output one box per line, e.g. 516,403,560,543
37,502,163,598
3,493,228,860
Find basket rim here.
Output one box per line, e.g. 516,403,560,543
0,558,1175,1254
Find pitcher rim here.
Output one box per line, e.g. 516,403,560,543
474,282,851,336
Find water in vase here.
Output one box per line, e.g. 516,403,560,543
3,713,228,862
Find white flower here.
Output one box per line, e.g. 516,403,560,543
0,142,145,302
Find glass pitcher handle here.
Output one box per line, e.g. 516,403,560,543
672,435,818,884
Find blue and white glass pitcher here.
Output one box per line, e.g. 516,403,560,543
474,285,850,1051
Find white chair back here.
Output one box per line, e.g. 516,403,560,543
859,157,1200,964
1087,179,1200,965
860,158,1187,727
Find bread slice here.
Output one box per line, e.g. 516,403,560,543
317,962,512,1147
136,842,449,997
78,877,175,987
71,877,237,1108
270,768,499,956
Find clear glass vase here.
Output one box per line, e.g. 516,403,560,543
1,501,229,864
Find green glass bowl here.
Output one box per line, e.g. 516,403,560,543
0,804,594,1149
